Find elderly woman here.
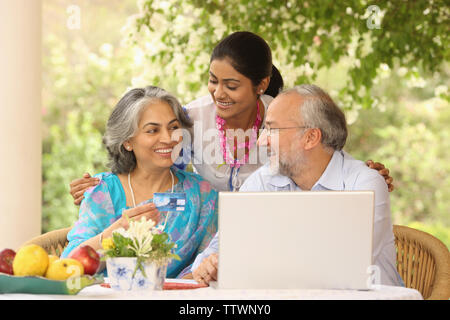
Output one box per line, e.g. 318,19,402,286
61,86,218,278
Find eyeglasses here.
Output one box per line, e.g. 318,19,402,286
264,126,309,137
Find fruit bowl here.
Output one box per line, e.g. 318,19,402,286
0,272,104,295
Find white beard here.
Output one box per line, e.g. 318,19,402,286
269,143,307,178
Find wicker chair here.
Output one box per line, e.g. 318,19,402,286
21,227,71,257
394,225,450,300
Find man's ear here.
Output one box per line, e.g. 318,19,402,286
303,128,322,150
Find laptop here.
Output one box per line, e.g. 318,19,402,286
212,191,374,290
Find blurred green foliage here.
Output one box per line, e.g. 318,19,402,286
345,73,450,244
42,0,138,230
134,0,449,109
42,0,449,248
42,111,107,231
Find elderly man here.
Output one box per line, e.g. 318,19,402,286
192,84,403,287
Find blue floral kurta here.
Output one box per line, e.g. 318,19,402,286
61,166,218,278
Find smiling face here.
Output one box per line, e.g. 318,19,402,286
258,92,308,176
208,58,260,121
125,100,183,171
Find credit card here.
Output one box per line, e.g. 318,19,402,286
153,192,186,212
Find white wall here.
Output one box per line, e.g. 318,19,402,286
0,0,42,250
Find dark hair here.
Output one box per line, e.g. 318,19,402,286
211,31,283,97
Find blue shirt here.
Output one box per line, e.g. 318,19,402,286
192,150,403,286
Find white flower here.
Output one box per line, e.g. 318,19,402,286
128,217,155,238
113,227,130,239
127,217,155,257
112,217,156,257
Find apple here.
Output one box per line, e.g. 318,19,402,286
0,249,16,275
70,245,100,275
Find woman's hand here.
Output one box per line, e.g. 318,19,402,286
69,173,99,205
366,160,394,192
102,203,161,239
193,253,218,285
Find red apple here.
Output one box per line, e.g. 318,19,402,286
0,249,16,275
70,245,100,275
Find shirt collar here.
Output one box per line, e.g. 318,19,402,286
265,165,297,190
267,150,345,191
312,150,345,191
268,173,295,189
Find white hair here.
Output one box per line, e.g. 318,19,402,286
103,86,192,174
282,84,348,151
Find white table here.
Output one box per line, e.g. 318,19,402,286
0,279,423,300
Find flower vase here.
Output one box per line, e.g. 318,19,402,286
106,257,167,291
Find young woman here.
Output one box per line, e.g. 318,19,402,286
69,32,394,200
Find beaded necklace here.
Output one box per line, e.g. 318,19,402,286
215,100,262,184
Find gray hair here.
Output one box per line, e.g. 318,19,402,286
283,84,348,151
103,86,193,174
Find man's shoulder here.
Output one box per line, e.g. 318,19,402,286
240,163,275,192
341,152,387,190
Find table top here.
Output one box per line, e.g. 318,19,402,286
0,279,423,300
